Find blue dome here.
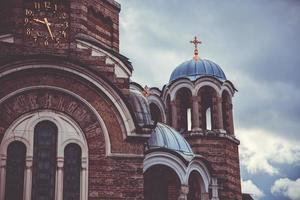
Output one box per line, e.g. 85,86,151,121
148,123,193,156
169,59,226,83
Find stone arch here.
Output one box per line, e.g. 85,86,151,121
143,152,186,184
148,94,166,123
144,152,186,200
169,79,195,101
194,78,222,97
0,62,135,139
0,63,144,155
0,87,105,157
195,81,221,97
186,160,211,193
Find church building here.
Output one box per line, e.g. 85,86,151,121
0,0,242,199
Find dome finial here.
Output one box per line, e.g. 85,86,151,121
190,36,202,60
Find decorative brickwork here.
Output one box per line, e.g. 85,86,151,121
0,0,243,199
186,135,242,200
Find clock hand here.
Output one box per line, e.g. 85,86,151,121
33,18,46,24
44,18,54,40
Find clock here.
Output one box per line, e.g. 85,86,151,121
24,1,69,46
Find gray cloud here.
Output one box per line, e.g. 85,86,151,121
119,0,300,139
118,0,300,199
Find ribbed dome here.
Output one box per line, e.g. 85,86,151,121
148,123,193,155
169,59,226,83
128,88,153,127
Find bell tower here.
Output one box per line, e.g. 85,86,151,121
163,37,242,199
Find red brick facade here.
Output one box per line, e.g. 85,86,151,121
0,0,242,199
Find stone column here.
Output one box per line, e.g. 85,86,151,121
228,103,235,135
191,96,201,132
81,157,88,200
24,156,33,200
171,100,178,130
57,158,64,200
0,157,6,200
212,96,224,131
178,185,189,200
211,178,220,200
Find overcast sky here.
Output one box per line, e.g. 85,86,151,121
117,0,300,199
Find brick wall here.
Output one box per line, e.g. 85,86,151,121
0,66,145,199
186,135,242,200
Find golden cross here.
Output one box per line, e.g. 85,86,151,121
190,36,202,60
190,36,202,49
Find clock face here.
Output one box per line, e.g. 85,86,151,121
24,1,69,46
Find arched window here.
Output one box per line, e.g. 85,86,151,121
222,90,234,134
0,112,88,200
31,121,57,200
150,103,162,123
63,143,82,200
144,165,180,200
5,141,26,200
188,171,202,200
166,95,172,125
199,86,216,131
176,88,192,133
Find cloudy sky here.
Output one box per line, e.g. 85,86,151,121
117,0,300,199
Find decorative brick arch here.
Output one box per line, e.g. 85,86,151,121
0,64,144,155
0,88,105,155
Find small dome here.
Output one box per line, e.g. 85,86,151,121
169,59,226,83
128,88,153,127
148,123,193,155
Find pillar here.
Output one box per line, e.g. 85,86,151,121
24,156,33,200
212,96,224,131
191,96,201,132
0,157,6,200
178,185,189,200
56,157,64,200
228,103,235,135
81,157,88,200
171,100,178,130
211,178,220,200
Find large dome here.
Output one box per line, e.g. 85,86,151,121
169,58,226,83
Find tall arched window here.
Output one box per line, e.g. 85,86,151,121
176,88,192,133
166,95,172,125
5,141,26,200
63,143,82,200
31,121,57,200
199,86,216,131
222,90,234,134
150,103,162,123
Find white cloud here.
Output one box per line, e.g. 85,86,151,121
271,178,300,200
237,128,300,175
242,179,264,199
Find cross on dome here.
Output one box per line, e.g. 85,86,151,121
190,36,202,60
